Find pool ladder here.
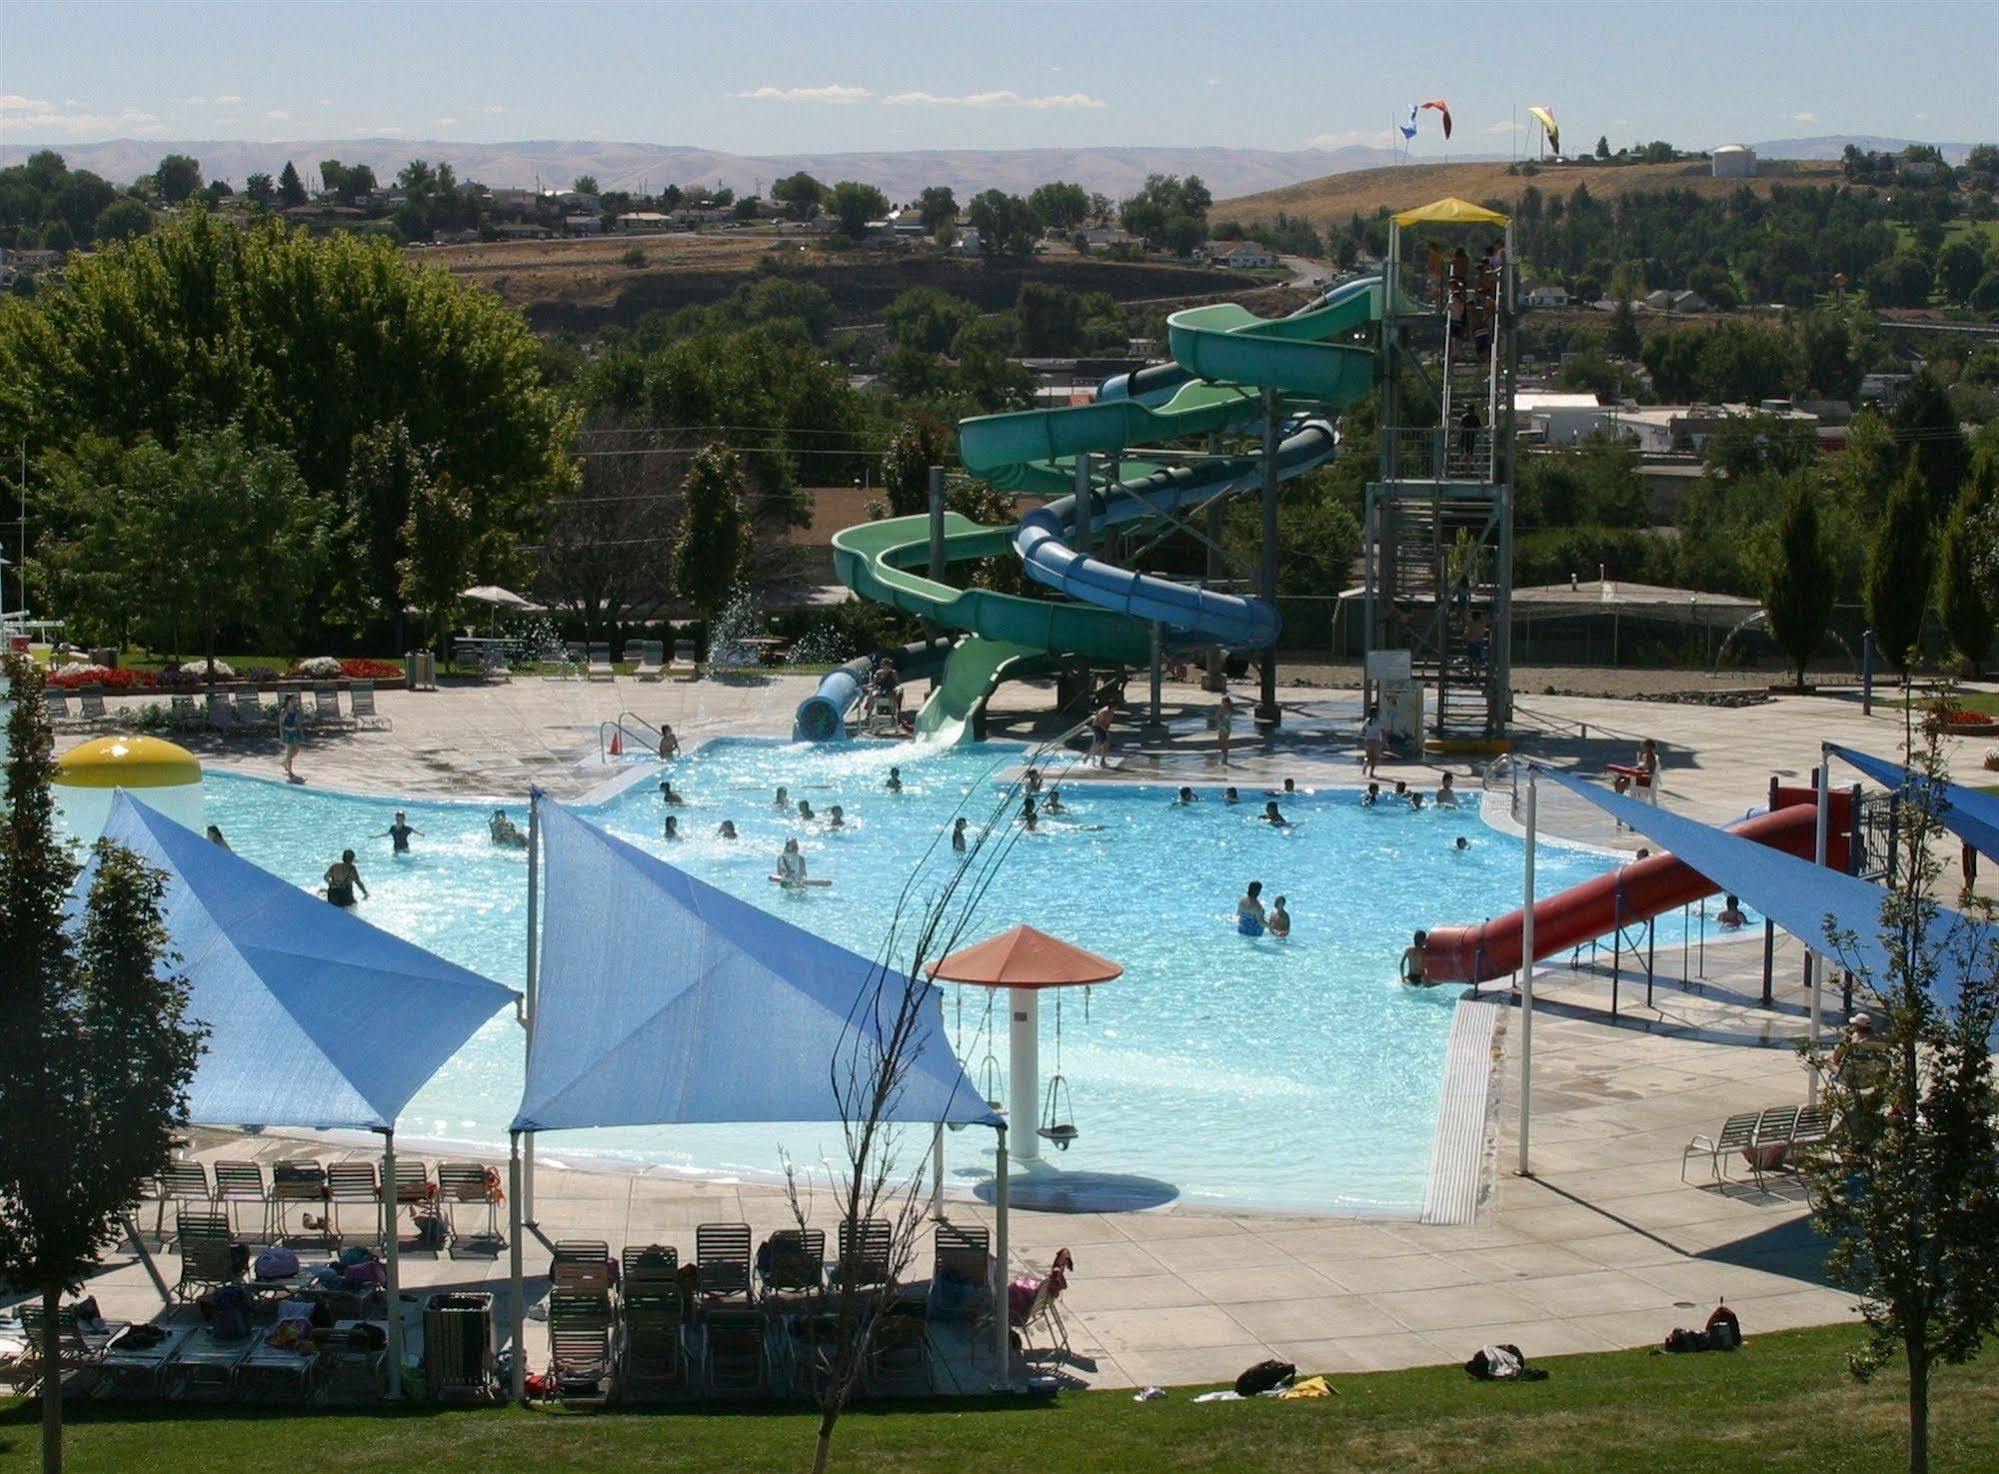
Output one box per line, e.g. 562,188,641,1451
599,711,664,762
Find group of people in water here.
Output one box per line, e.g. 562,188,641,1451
302,804,529,907
653,765,920,888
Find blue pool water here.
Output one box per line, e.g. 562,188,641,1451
198,740,1728,1212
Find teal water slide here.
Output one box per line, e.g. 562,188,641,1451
792,278,1389,743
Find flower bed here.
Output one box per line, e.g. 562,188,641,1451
338,657,404,680
47,665,155,690
1937,710,1999,738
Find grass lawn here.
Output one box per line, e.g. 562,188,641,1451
5,1325,1998,1474
1956,690,1999,717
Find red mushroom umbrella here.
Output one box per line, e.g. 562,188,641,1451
929,926,1121,1165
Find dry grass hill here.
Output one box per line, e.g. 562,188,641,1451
1217,157,1845,228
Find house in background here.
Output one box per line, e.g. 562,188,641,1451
1205,241,1276,269
1523,281,1570,308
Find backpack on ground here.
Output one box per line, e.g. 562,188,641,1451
1234,1359,1297,1397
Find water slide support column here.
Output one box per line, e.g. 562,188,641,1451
1255,387,1281,727
1202,433,1226,693
1070,454,1094,710
1809,752,1831,1107
1143,621,1167,741
927,465,947,688
1517,766,1538,1177
1009,986,1041,1167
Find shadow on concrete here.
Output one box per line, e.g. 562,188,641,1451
968,1169,1181,1214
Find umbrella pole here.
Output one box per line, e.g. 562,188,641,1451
991,1122,1012,1390
931,1123,945,1219
523,794,540,1224
1809,752,1831,1107
508,1132,526,1404
381,1128,404,1399
1517,767,1537,1177
1008,987,1040,1167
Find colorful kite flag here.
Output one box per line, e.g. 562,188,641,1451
1528,106,1560,154
1421,99,1453,140
1400,104,1419,141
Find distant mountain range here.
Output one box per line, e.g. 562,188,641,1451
1749,135,1981,163
0,138,1430,202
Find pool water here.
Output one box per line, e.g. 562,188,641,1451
200,741,1728,1213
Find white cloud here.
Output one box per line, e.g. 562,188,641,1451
1484,120,1515,135
214,115,241,126
482,103,504,115
729,83,871,104
1307,127,1395,149
214,94,242,105
1789,111,1818,124
434,116,458,127
63,98,87,109
1206,78,1221,87
883,89,1106,109
317,98,333,107
0,93,53,112
355,125,405,136
178,95,207,106
0,102,161,137
265,109,291,120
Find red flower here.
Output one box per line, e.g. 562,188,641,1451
339,658,404,680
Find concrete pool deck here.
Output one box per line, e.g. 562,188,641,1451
50,669,1999,1387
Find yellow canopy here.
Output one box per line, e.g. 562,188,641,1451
1392,196,1510,228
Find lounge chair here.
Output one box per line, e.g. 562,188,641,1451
673,638,697,671
12,1304,121,1397
325,1160,382,1245
1681,1111,1760,1184
173,1210,245,1302
437,1161,504,1252
621,1243,679,1290
348,681,392,730
237,1328,322,1403
312,683,350,729
758,1228,825,1305
866,1299,932,1394
268,1158,330,1242
205,691,234,731
163,1324,258,1401
701,1307,769,1397
548,1291,614,1407
232,689,264,728
1012,1250,1072,1362
835,1217,893,1292
150,1160,212,1242
95,1321,196,1400
549,1239,615,1297
694,1222,753,1303
211,1159,270,1241
76,685,110,725
632,640,666,682
1741,1106,1801,1188
587,642,615,681
929,1223,992,1321
169,693,199,729
616,1286,686,1399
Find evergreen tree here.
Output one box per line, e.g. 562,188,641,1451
396,472,475,655
1866,462,1936,673
879,416,951,518
1891,368,1969,525
276,161,306,207
0,656,206,1474
1606,297,1641,358
1763,473,1836,685
1936,457,1996,674
673,441,750,621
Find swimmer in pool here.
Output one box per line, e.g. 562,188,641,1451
1436,773,1458,807
827,805,845,829
489,809,527,848
1236,880,1267,937
1393,780,1409,801
777,836,808,886
1174,786,1197,805
717,819,738,840
1261,800,1289,826
1024,767,1043,794
797,799,816,821
659,780,686,806
375,810,421,854
1400,929,1428,985
886,767,903,793
952,817,968,852
773,786,790,810
1363,782,1380,807
1717,894,1746,930
663,815,680,840
1410,792,1425,811
1043,789,1066,814
1269,778,1298,797
206,825,230,849
324,850,368,908
1020,796,1039,830
1224,787,1240,805
1454,835,1470,850
1268,896,1291,938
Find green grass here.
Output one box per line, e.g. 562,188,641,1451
5,1325,1999,1473
1956,691,1999,717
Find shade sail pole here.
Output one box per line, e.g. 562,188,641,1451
991,1122,1012,1389
1809,752,1831,1107
507,1131,526,1404
931,1123,945,1219
381,1128,404,1398
1518,766,1538,1177
523,790,541,1224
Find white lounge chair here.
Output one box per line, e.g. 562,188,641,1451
632,640,667,682
348,681,392,730
587,642,615,681
205,691,235,731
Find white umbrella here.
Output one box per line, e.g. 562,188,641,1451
461,585,543,612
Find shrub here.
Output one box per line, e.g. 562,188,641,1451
291,656,344,678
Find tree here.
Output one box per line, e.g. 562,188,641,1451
883,286,978,354
1595,134,1611,159
1936,458,1996,672
1763,474,1836,684
1936,240,1985,303
879,415,951,517
536,413,680,640
916,184,957,234
92,198,151,243
154,153,201,204
828,180,889,241
1119,172,1211,252
771,171,826,222
276,161,306,207
41,427,329,670
1866,462,1936,672
244,171,274,206
1016,281,1084,356
319,159,348,200
571,174,599,195
1802,706,1999,1474
1606,297,1642,357
1892,369,1970,525
0,655,206,1474
397,471,476,654
1867,253,1934,308
965,189,1035,255
673,441,750,621
1027,180,1089,231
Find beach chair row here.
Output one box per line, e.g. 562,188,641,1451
1681,1103,1831,1187
558,640,686,681
149,1156,502,1253
540,1221,991,1405
44,681,389,733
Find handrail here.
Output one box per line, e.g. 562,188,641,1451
598,711,665,763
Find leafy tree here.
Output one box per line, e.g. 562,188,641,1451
1892,369,1970,525
0,655,206,1474
1016,281,1084,356
1606,298,1641,358
201,180,232,207
319,159,348,199
965,188,1035,255
319,159,377,206
949,317,1034,410
1594,135,1610,159
536,411,679,639
1027,180,1089,231
1936,240,1985,303
336,419,437,630
397,471,476,653
1867,253,1934,308
38,221,74,254
1866,462,1936,671
880,416,951,518
571,174,599,195
1802,709,1999,1474
883,286,977,354
53,172,115,241
1,210,578,638
1705,412,1818,480
916,185,957,234
1936,457,1996,672
41,427,328,670
276,161,306,207
673,441,751,620
771,171,826,221
828,180,889,241
244,171,274,206
1762,473,1836,684
92,198,151,243
155,153,202,204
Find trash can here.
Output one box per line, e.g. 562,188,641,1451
422,1291,494,1399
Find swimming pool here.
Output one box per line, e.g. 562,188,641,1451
198,740,1728,1213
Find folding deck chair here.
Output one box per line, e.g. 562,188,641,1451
758,1228,825,1306
587,642,616,681
312,683,350,729
163,1324,258,1401
1681,1111,1760,1184
348,681,392,729
205,691,234,731
232,689,264,728
694,1223,753,1303
701,1307,769,1396
173,1211,245,1303
268,1159,330,1242
437,1161,505,1252
929,1223,992,1322
616,1285,687,1399
325,1161,382,1245
835,1217,893,1292
95,1322,197,1399
547,1292,614,1407
631,640,667,681
150,1161,212,1241
211,1160,270,1241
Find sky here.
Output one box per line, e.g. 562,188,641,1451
2,0,1994,156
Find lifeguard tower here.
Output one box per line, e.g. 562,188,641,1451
1359,198,1519,742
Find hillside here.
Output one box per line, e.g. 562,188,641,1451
1217,157,1846,229
0,137,1411,203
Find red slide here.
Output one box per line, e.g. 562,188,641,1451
1421,786,1854,986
